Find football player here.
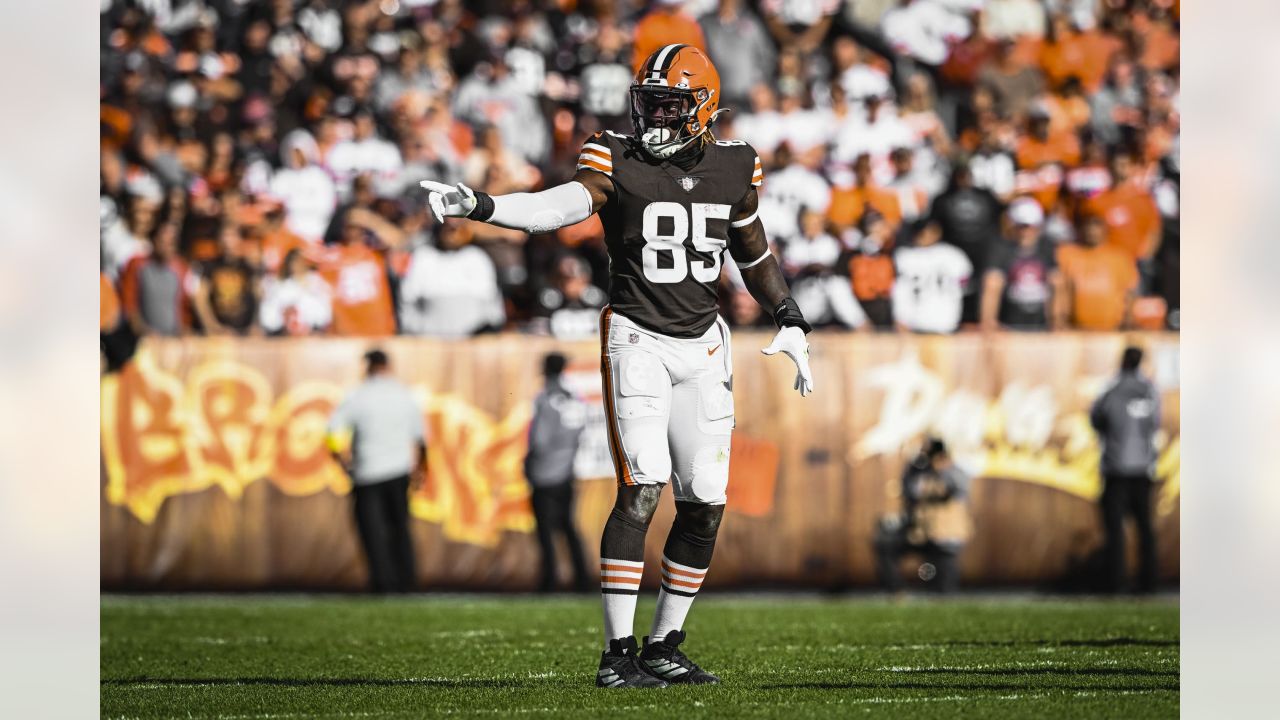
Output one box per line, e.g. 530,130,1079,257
420,44,813,689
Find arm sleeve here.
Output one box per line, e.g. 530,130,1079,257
485,181,595,234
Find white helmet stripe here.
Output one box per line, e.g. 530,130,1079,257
652,44,681,74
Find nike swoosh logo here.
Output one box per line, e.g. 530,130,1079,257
707,344,721,356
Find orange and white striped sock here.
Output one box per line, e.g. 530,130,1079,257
649,556,708,641
600,558,643,648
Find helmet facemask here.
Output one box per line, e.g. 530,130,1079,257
630,84,712,160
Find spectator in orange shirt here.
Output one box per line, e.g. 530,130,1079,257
1057,214,1138,330
1131,6,1179,73
255,202,307,276
1044,77,1091,136
836,209,896,329
632,0,707,73
828,153,903,234
1039,13,1120,94
316,219,397,337
1082,148,1161,261
1015,104,1080,211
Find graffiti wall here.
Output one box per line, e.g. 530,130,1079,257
101,332,1179,590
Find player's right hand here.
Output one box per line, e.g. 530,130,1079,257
419,180,477,223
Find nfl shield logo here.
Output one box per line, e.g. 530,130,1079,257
677,176,700,192
628,332,639,344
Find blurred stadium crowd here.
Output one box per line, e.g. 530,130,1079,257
99,0,1179,342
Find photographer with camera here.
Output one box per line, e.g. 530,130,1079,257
873,438,973,594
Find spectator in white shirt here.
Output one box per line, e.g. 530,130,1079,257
259,248,333,336
886,147,934,224
762,0,841,54
782,207,844,276
831,36,893,113
892,220,973,333
326,108,404,201
969,124,1017,203
730,83,787,166
832,93,916,185
982,0,1047,40
788,208,869,330
777,88,832,156
757,146,832,246
398,221,506,338
453,53,549,165
880,0,972,68
269,129,337,244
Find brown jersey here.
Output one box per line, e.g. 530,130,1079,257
577,131,763,338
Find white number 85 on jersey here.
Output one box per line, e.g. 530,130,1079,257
641,202,730,284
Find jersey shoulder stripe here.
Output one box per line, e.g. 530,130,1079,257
577,132,614,176
577,131,639,177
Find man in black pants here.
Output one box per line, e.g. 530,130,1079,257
1091,346,1162,593
524,353,590,592
328,349,427,593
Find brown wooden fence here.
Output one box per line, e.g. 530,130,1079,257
101,331,1179,590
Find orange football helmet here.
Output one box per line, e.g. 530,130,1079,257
630,44,723,159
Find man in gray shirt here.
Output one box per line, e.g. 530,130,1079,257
700,0,777,110
1090,346,1161,593
328,350,427,593
524,353,589,593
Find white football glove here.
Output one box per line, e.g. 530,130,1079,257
419,180,477,224
762,325,814,397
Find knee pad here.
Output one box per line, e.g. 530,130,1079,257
673,501,724,541
682,444,730,504
610,484,663,531
662,501,724,569
623,439,672,485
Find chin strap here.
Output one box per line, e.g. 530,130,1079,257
773,297,812,334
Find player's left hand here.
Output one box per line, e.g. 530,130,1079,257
418,180,478,223
762,326,814,397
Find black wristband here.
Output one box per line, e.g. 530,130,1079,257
773,297,812,334
467,190,495,221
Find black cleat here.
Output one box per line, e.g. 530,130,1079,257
596,636,669,688
640,630,721,684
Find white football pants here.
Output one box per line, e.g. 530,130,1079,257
598,307,734,505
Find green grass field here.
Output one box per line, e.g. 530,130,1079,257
101,594,1178,719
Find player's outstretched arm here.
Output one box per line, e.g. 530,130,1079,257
727,187,815,397
418,170,612,233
